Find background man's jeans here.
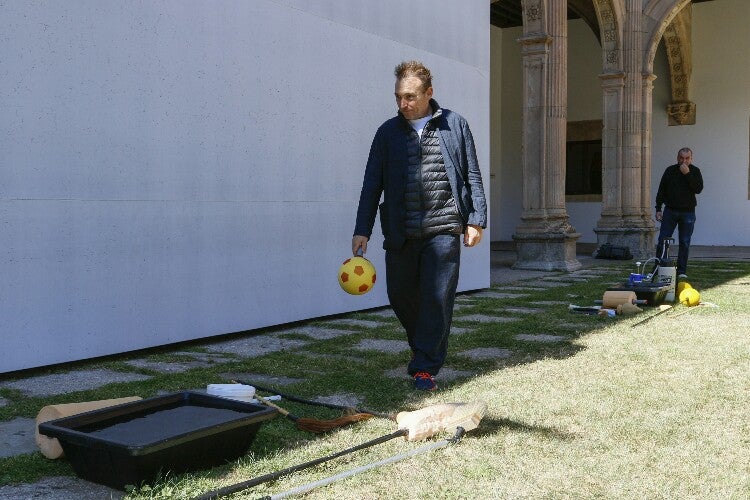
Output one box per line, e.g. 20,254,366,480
385,234,461,377
657,207,696,275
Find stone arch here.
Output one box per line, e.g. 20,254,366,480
643,0,691,74
592,0,624,73
568,0,601,41
662,5,695,125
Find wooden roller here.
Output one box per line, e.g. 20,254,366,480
599,291,644,308
36,396,142,459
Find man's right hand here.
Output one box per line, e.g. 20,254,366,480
655,211,663,222
352,235,369,256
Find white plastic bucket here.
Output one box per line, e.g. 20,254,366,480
207,384,256,402
657,264,676,302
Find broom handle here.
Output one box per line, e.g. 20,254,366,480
192,429,408,500
255,395,297,421
631,304,675,328
234,379,394,420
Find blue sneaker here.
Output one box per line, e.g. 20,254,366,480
413,371,437,391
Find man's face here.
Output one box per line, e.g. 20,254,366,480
395,76,433,120
677,151,692,166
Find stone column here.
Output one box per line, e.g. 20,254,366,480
639,72,657,252
597,71,625,229
593,0,654,260
513,0,581,271
621,0,642,226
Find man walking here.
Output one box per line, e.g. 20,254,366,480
352,61,487,391
655,147,704,278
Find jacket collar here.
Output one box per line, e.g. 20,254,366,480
397,99,443,128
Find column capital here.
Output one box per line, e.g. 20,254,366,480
599,71,626,81
599,72,626,89
518,34,552,56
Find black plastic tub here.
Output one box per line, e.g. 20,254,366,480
607,283,671,306
38,391,277,489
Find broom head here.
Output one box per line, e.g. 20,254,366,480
295,413,373,433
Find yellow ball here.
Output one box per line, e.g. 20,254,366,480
338,256,377,295
678,287,700,307
676,281,692,295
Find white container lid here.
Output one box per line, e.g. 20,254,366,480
207,384,256,398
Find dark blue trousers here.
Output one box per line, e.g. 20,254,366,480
385,234,461,377
657,207,696,275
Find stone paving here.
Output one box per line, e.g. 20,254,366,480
449,326,473,336
515,333,569,343
454,314,519,324
353,339,410,354
124,358,215,373
1,417,38,458
518,279,575,288
502,306,543,314
321,318,384,329
364,308,397,318
220,372,304,387
469,290,529,299
275,325,359,340
531,300,571,306
0,369,152,398
204,335,309,357
0,477,123,499
457,347,514,360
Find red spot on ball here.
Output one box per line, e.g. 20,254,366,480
358,284,369,293
343,258,351,265
354,265,364,276
372,274,376,283
341,272,349,282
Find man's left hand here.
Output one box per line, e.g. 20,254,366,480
464,225,483,247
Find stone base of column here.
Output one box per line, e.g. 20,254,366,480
511,231,582,271
594,227,656,260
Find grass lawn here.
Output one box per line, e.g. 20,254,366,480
1,260,748,499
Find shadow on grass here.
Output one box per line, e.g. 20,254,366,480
469,416,578,441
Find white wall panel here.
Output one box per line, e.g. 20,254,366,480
0,0,489,372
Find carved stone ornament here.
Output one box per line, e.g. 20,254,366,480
667,101,696,126
524,3,542,22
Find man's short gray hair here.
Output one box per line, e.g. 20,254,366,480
394,61,432,91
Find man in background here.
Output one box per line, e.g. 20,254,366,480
655,147,704,278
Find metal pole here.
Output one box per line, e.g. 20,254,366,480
263,427,466,500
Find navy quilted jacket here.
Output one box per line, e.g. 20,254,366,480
354,100,487,249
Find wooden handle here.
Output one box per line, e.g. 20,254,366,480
256,394,291,417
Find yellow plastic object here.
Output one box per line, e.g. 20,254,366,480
678,287,700,307
338,256,377,295
676,281,692,295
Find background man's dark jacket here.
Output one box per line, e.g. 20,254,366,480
655,163,703,212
